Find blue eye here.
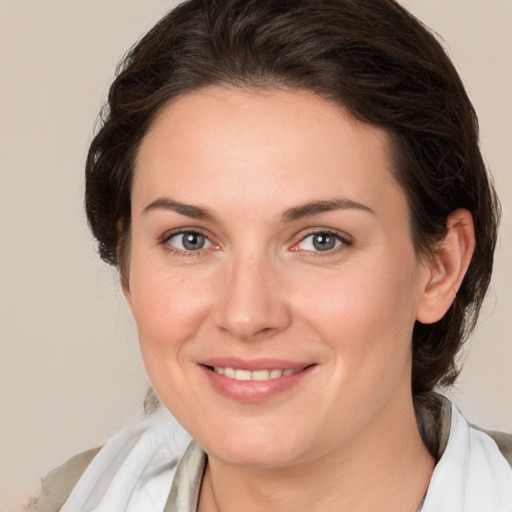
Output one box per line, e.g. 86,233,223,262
297,232,343,252
167,232,212,251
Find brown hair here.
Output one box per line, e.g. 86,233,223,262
85,0,500,453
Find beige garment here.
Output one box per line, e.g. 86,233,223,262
27,447,101,512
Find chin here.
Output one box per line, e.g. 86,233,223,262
211,443,298,469
198,421,305,468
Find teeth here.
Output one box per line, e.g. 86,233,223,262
235,369,251,381
252,370,270,380
224,367,236,378
212,366,301,381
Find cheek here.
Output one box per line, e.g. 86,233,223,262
128,267,215,415
295,251,420,366
128,264,212,354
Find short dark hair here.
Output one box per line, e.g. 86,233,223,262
85,0,500,449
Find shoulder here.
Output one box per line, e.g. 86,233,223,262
473,425,512,468
27,447,102,512
28,410,191,512
422,397,512,510
435,393,512,469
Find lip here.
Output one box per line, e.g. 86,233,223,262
197,358,316,402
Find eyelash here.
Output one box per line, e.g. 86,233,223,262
159,228,352,257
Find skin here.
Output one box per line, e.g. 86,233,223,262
124,86,474,511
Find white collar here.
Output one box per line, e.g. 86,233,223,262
421,403,512,511
60,408,191,512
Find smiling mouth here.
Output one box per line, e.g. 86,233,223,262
200,362,316,401
207,366,306,381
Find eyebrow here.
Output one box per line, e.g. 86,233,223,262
142,198,215,221
281,199,375,222
142,197,374,223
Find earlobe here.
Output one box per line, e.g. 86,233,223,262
416,209,475,324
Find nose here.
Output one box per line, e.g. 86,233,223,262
213,254,292,341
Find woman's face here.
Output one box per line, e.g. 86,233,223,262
126,86,432,467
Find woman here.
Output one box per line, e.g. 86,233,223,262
29,0,511,510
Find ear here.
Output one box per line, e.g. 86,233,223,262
416,209,475,324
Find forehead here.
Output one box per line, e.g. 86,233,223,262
133,86,405,220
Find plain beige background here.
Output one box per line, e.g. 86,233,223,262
1,0,511,508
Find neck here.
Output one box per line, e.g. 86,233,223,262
198,392,434,512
